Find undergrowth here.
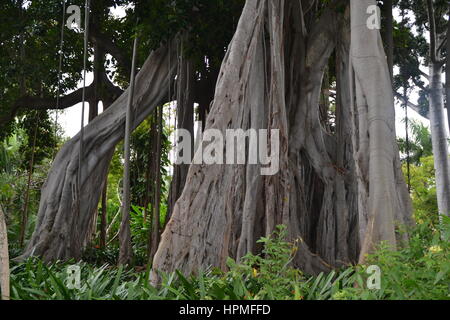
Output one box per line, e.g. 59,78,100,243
6,222,450,300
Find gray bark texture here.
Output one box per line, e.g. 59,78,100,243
427,0,450,218
151,0,412,282
149,105,163,263
118,35,139,266
446,9,450,134
0,205,10,300
350,0,412,263
167,38,195,222
429,61,450,218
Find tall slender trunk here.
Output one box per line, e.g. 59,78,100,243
445,7,450,174
350,0,411,262
20,112,39,247
118,35,139,265
99,178,107,248
144,115,157,223
445,8,450,163
167,39,195,222
430,62,450,217
382,0,394,82
427,0,450,218
146,110,158,258
85,42,104,245
149,106,163,264
0,205,10,300
88,43,102,122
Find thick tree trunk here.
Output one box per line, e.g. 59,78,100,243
17,41,177,262
21,0,412,276
151,0,412,283
152,1,347,281
0,205,9,300
350,0,412,262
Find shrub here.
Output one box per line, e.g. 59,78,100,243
8,223,450,300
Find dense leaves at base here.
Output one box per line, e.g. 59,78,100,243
6,224,450,300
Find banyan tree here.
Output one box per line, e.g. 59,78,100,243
18,0,413,279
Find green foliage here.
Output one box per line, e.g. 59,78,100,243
0,0,85,137
134,0,244,69
130,113,172,210
2,0,449,302
128,204,150,264
0,123,54,249
81,247,120,267
8,226,342,300
335,217,450,300
8,223,450,300
398,119,433,165
0,131,22,177
405,156,439,226
10,259,152,300
18,111,58,169
399,122,439,226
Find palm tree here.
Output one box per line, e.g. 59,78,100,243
398,119,433,165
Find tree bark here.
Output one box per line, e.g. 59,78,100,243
382,0,394,82
118,34,139,266
143,114,157,224
446,8,450,130
167,39,195,222
350,0,412,262
152,0,351,282
21,0,413,277
145,110,158,258
149,106,163,264
0,205,10,300
151,0,412,283
99,178,107,248
429,61,450,218
19,112,39,247
427,0,450,218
